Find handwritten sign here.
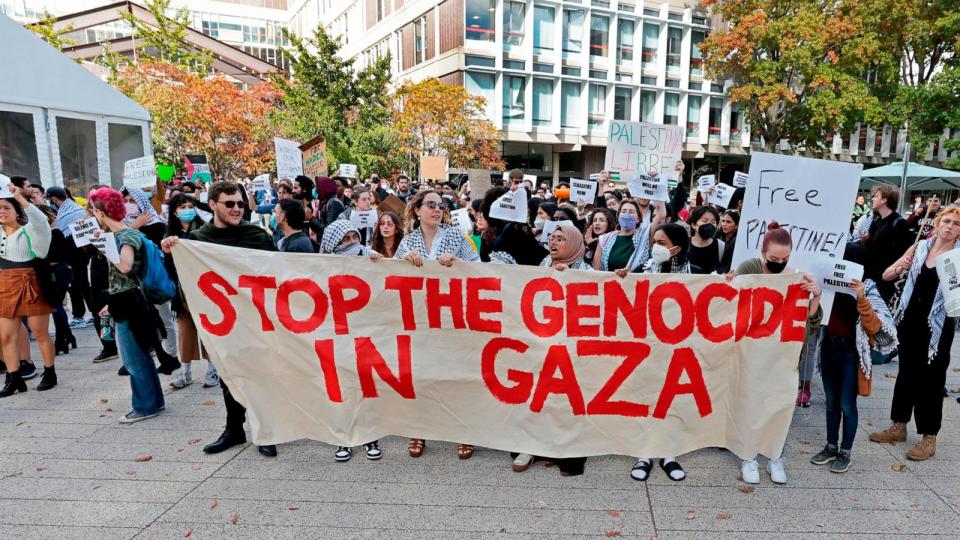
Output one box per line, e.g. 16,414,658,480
300,136,328,178
450,208,473,234
274,137,304,180
68,217,100,247
733,171,749,188
627,172,669,201
935,249,960,317
185,155,212,183
569,178,597,205
338,164,358,179
89,232,120,264
0,174,12,198
605,121,684,183
468,169,493,199
489,186,528,223
123,156,157,189
349,209,378,230
706,183,736,209
812,258,864,298
697,175,716,192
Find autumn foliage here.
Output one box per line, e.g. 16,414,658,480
112,60,282,179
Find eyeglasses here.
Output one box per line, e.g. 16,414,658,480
215,200,242,209
423,201,448,211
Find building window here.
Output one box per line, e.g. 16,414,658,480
708,97,722,140
668,12,683,21
664,92,679,125
466,55,496,67
590,15,609,58
533,78,553,126
533,62,554,73
376,0,385,21
614,87,631,120
589,84,606,128
589,70,607,79
666,27,682,72
617,19,634,64
504,59,525,70
640,75,656,85
563,9,585,57
503,75,526,125
730,104,743,139
561,81,581,128
643,8,659,17
562,66,582,76
108,123,144,189
414,17,426,64
466,71,497,120
690,30,704,77
640,89,657,122
665,78,680,88
686,95,701,137
56,116,99,190
533,5,555,53
504,1,525,47
0,110,40,181
642,23,658,69
688,81,702,90
466,0,496,41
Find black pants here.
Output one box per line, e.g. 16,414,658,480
221,378,247,433
891,326,952,435
68,250,92,319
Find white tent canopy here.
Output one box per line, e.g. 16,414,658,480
0,13,151,191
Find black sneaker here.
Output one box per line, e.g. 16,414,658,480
830,450,851,473
810,444,839,465
92,350,118,363
18,361,38,380
334,446,352,462
118,365,129,376
364,441,382,460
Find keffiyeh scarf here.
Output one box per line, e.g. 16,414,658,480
894,237,960,362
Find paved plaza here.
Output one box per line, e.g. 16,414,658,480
2,327,960,539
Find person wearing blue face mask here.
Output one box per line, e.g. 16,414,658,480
592,198,668,274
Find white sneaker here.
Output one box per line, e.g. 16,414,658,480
170,370,192,389
512,453,534,472
203,367,219,388
740,459,760,484
767,457,787,484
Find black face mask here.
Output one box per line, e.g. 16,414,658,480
698,223,717,240
765,259,788,274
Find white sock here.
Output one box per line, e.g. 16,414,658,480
182,362,192,376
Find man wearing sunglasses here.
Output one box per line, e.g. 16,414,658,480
161,181,279,458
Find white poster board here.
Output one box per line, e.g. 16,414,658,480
707,183,736,209
89,232,120,264
450,208,473,234
605,121,684,183
489,187,528,223
0,174,12,198
732,152,863,318
812,258,864,298
338,164,358,179
541,219,575,242
733,171,749,188
627,172,669,201
251,174,271,193
697,175,716,191
274,138,304,179
68,217,100,247
123,156,157,189
349,209,378,230
569,178,598,204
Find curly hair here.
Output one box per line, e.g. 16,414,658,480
88,187,126,222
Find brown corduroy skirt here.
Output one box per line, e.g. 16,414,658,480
0,267,54,319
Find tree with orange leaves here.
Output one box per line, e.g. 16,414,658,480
700,0,900,153
112,61,282,179
392,78,505,173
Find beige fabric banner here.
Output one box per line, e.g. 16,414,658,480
172,240,809,459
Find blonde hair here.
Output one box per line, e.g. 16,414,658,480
934,206,960,226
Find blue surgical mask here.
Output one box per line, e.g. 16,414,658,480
619,214,638,230
312,188,318,198
177,209,197,223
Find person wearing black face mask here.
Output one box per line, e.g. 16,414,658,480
686,206,724,274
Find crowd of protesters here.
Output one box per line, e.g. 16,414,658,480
0,165,956,487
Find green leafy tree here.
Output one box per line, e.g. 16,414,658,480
28,10,78,52
905,65,960,168
118,0,212,72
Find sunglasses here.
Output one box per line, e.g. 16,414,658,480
423,201,448,211
215,199,242,209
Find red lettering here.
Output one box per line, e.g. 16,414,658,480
780,283,809,342
602,279,649,338
529,344,585,415
747,287,783,339
385,276,423,331
426,278,466,329
197,271,237,336
648,282,695,344
695,283,737,343
329,275,371,335
520,277,564,337
735,288,752,341
466,277,502,333
276,278,328,334
313,339,343,402
237,275,277,332
480,337,533,404
566,282,601,337
653,347,712,419
579,340,651,417
355,335,415,399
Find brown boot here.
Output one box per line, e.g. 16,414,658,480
869,422,907,443
906,435,936,461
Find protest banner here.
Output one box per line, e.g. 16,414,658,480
122,156,156,189
812,258,864,298
450,208,473,234
300,136,328,178
185,155,212,183
274,137,304,180
733,171,749,188
251,174,271,193
0,174,12,198
627,172,669,201
89,232,120,264
605,121,684,183
489,187,528,223
338,164,358,179
349,209,378,230
173,241,808,458
468,169,493,197
697,175,716,192
706,183,736,209
420,155,447,180
68,217,100,247
570,178,597,205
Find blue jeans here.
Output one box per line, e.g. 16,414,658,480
820,333,859,451
116,320,164,415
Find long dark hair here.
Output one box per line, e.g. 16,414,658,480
371,211,404,256
166,193,205,237
0,196,27,226
657,223,691,269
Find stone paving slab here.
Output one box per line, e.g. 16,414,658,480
0,327,958,539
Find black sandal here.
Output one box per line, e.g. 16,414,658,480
630,459,654,481
659,459,686,481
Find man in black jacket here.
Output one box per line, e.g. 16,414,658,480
275,200,315,253
861,185,912,302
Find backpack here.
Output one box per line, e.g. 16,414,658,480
134,231,177,304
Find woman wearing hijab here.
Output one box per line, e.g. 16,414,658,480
540,222,592,271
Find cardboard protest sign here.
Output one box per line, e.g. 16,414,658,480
274,137,304,180
733,171,749,188
122,156,157,189
605,121,684,183
489,187,528,223
569,178,597,205
627,172,669,201
420,155,447,180
812,257,864,298
468,169,494,199
251,174,271,193
450,208,473,234
0,174,12,198
338,164,358,179
68,217,100,247
89,232,120,264
349,209,378,230
697,175,716,192
706,183,736,209
185,155,212,183
378,194,406,218
300,136,328,178
173,241,808,458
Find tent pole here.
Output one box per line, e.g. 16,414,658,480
900,142,910,214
